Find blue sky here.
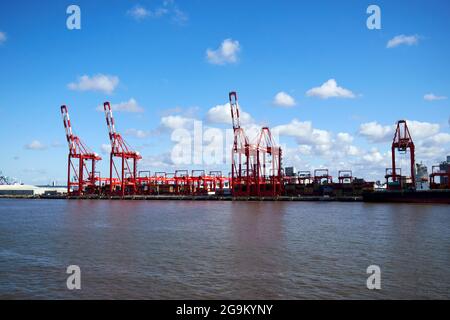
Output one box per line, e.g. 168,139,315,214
0,0,449,184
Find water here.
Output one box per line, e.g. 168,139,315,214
0,199,449,299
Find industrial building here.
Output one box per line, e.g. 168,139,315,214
0,184,66,196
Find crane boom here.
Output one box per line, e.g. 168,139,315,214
229,91,241,131
61,105,76,155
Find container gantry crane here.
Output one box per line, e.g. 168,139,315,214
429,164,450,189
61,105,101,196
229,91,256,196
386,120,415,190
209,170,228,194
298,171,312,185
255,127,283,196
103,101,142,197
174,170,190,195
313,169,333,184
338,170,353,184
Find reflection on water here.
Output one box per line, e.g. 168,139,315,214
0,199,449,299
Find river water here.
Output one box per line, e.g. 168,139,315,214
0,199,449,299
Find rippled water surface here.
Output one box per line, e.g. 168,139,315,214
0,199,449,299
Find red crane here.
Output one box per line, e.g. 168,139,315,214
174,169,190,195
61,105,101,196
103,101,142,196
298,171,312,185
386,120,415,189
209,170,228,194
255,127,283,196
313,169,333,184
338,170,353,184
429,164,450,189
229,92,283,197
229,91,255,196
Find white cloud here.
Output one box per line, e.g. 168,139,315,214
359,121,394,143
97,98,144,113
25,140,47,150
362,148,384,163
424,93,447,101
125,128,151,138
386,34,419,48
160,115,195,130
127,5,151,20
140,152,174,169
68,74,119,94
306,79,356,99
407,120,440,140
100,144,111,155
51,141,64,148
273,119,311,138
206,39,240,65
127,1,188,24
279,131,364,176
337,132,354,144
273,91,296,107
298,145,313,155
346,145,360,156
311,129,333,146
422,133,450,146
159,106,199,118
0,31,6,44
172,7,188,25
272,119,332,146
206,103,253,125
127,5,168,20
315,144,334,156
416,145,447,159
359,120,441,143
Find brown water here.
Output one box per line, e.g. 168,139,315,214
0,199,449,299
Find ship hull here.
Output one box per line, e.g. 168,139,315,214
363,190,450,204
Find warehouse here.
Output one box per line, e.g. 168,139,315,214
0,184,66,196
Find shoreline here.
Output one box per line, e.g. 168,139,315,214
0,194,363,201
2,190,449,204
